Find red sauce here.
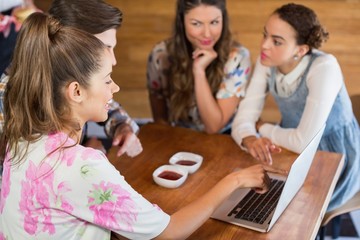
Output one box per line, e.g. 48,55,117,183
176,160,196,166
158,171,183,180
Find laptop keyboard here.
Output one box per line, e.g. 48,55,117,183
227,179,285,224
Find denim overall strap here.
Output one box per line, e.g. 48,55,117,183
268,52,353,135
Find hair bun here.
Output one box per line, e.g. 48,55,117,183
307,25,329,49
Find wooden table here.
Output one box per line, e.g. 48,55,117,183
108,123,344,240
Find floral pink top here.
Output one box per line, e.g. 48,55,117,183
0,132,169,240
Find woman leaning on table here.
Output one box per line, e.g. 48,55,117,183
231,3,360,212
147,0,252,134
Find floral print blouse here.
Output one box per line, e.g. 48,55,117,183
147,41,252,132
0,132,169,240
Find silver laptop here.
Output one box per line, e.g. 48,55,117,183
211,125,325,232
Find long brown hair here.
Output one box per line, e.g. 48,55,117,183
167,0,233,123
0,12,105,166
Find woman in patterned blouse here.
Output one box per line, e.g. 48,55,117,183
147,0,252,134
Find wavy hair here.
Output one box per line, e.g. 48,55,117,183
0,12,105,166
273,3,329,53
166,0,233,123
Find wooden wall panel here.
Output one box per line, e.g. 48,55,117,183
34,0,360,120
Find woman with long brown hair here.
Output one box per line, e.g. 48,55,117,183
147,0,251,134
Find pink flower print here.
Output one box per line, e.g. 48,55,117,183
60,148,77,167
19,160,73,235
0,153,12,213
0,232,5,240
45,133,76,166
56,182,74,213
19,161,54,235
88,181,137,232
45,132,67,154
81,148,103,161
41,209,55,234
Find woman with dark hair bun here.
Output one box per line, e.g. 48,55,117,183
232,3,360,212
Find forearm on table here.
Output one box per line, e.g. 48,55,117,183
259,98,334,153
196,93,224,133
259,77,340,153
231,107,259,148
194,73,225,133
231,89,267,145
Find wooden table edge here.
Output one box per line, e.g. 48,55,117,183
310,153,345,239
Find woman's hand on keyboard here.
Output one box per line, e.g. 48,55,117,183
231,164,271,194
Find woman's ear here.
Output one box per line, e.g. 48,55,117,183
298,44,310,58
66,81,84,103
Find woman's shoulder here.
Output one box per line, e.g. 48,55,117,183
223,42,251,73
307,50,343,86
44,133,108,162
148,40,170,64
150,40,168,54
229,42,250,58
312,49,339,66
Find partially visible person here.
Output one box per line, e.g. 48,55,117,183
0,0,39,181
0,12,271,239
147,0,251,134
0,0,39,75
231,3,360,211
0,0,142,158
